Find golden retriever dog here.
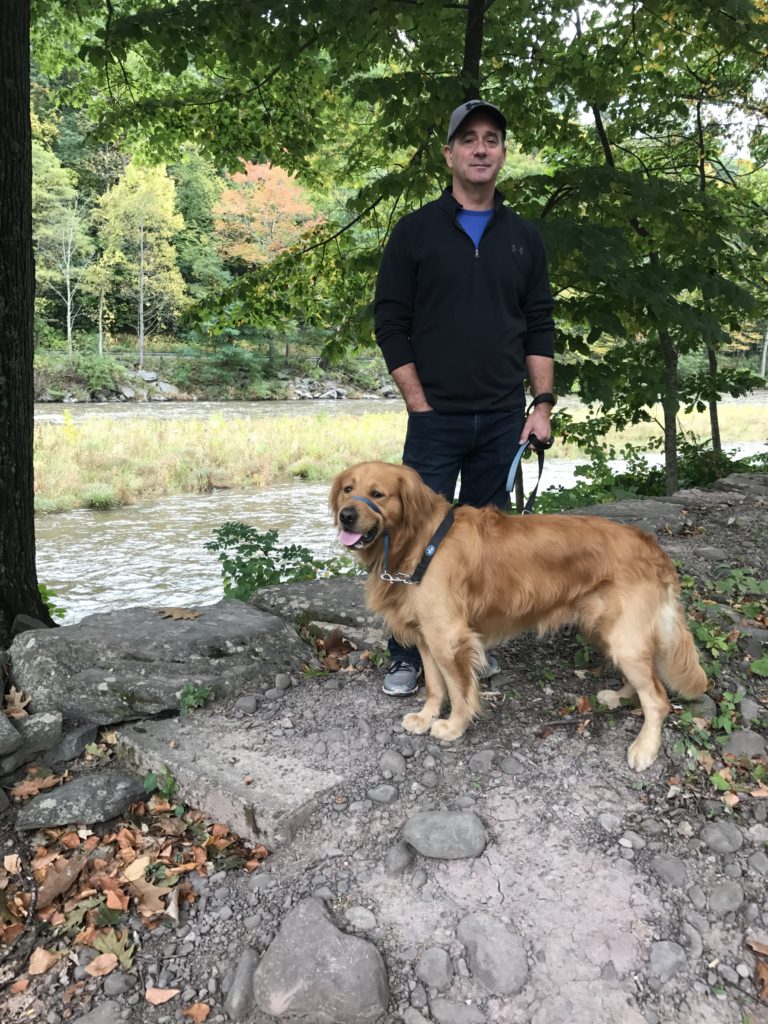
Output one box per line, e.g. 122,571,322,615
330,461,707,771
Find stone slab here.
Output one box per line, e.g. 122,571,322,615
117,714,344,847
10,599,310,725
250,577,381,641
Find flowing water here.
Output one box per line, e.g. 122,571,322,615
34,399,767,625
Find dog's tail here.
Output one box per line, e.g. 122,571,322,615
654,585,708,698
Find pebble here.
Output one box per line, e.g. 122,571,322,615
415,946,453,991
368,784,399,804
699,820,743,854
648,940,687,987
379,749,407,776
709,881,744,915
500,755,524,776
748,851,768,875
345,906,377,930
598,812,622,833
652,855,687,888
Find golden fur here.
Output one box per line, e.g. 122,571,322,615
330,461,708,771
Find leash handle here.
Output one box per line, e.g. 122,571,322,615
505,433,553,513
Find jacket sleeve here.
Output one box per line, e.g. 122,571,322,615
374,218,417,373
522,227,555,359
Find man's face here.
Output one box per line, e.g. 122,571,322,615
443,113,506,189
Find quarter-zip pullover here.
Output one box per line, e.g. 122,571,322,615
374,188,555,413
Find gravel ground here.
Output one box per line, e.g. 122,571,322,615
2,475,767,1024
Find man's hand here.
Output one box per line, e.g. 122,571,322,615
520,404,552,445
391,363,434,413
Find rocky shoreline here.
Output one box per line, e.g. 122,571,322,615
1,474,767,1024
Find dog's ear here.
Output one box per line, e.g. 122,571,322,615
329,472,346,511
397,465,442,521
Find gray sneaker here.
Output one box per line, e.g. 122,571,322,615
480,654,501,680
382,661,423,696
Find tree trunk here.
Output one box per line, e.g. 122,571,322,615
138,224,145,369
706,342,721,453
761,329,767,378
97,285,105,356
0,0,54,647
658,329,680,494
460,0,486,98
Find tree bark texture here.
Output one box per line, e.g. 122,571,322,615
460,0,486,98
0,0,54,646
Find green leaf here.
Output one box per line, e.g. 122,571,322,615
710,772,731,791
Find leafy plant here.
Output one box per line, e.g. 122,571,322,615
205,522,358,601
143,765,179,803
38,582,66,621
179,683,212,716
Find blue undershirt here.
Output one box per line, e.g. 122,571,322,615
457,208,493,248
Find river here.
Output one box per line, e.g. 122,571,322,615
33,399,767,625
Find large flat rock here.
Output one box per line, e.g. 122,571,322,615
117,714,344,847
250,577,386,647
11,600,309,725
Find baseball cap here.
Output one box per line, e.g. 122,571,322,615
447,100,507,143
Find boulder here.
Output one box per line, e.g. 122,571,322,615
15,769,145,830
0,712,62,775
10,600,309,725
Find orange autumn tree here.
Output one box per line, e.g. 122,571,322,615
213,161,322,268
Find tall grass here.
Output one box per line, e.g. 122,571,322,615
33,403,766,513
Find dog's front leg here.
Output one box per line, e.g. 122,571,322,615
402,647,446,735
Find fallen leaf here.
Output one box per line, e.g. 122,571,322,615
37,855,88,909
158,608,201,620
3,854,21,874
182,1003,210,1023
746,935,768,957
4,685,31,718
11,771,67,801
145,987,180,1005
105,889,130,911
750,782,768,799
123,855,151,883
92,928,136,970
28,947,63,975
576,695,591,714
84,952,118,977
210,824,228,839
721,792,740,808
9,978,29,994
757,961,768,1002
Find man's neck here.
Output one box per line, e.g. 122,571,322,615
451,180,496,211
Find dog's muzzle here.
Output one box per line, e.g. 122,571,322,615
338,500,381,549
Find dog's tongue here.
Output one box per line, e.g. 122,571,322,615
339,529,363,547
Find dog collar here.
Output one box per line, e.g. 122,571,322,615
350,496,454,584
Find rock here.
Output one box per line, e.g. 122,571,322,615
224,948,259,1020
402,811,487,860
416,946,453,991
682,694,718,720
44,724,99,765
468,750,494,774
379,749,407,776
499,755,524,776
70,1001,123,1024
102,972,135,996
0,712,63,774
252,897,389,1023
233,695,259,714
15,769,145,830
385,841,416,875
699,820,743,854
456,912,528,994
10,600,307,724
137,369,158,382
709,881,743,915
724,730,766,758
11,614,51,636
0,712,22,757
695,546,728,560
651,855,688,889
648,941,687,986
429,1000,485,1024
345,906,376,931
367,784,399,804
739,697,760,724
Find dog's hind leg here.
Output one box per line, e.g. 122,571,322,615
608,646,671,771
402,647,447,735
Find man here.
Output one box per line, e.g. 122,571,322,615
374,98,556,696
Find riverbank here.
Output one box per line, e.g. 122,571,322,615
34,403,768,513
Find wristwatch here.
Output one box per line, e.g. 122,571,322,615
531,392,556,408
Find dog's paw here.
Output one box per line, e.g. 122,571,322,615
627,735,660,772
430,718,468,742
402,713,433,735
596,688,623,710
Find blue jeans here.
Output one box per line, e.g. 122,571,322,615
388,407,524,668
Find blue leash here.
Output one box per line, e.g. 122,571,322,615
505,433,553,514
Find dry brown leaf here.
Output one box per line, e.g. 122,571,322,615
158,608,201,621
122,856,169,916
4,686,31,719
28,947,63,975
757,961,768,1002
145,987,180,1005
9,978,29,994
210,824,228,839
37,855,88,910
182,1003,210,1023
721,792,740,808
3,854,21,874
105,889,130,911
746,935,768,957
84,952,118,977
123,855,151,883
576,695,591,714
697,750,715,773
11,771,67,801
750,782,768,799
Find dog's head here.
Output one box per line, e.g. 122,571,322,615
330,461,439,561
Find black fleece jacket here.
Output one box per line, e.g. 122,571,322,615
374,189,555,413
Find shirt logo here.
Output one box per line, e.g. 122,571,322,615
511,244,526,256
